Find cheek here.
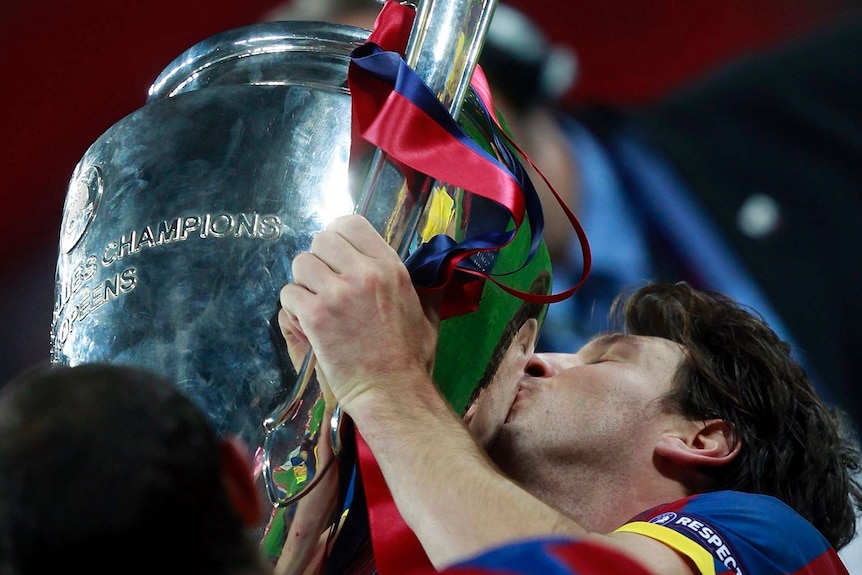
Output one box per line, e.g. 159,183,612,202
536,387,647,460
548,376,643,430
466,355,524,445
467,386,507,442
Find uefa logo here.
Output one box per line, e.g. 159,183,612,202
61,164,103,254
650,512,678,526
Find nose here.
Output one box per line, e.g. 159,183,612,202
524,353,554,378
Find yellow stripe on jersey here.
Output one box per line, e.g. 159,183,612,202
615,521,716,575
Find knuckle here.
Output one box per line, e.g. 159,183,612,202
292,250,313,271
309,232,324,253
329,214,360,231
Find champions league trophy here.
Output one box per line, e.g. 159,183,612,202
50,0,553,571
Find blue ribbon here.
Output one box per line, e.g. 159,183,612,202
350,42,545,289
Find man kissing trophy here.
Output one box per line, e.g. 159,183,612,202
50,1,575,573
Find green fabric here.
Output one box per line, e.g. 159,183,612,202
261,89,553,559
434,221,551,415
432,91,553,415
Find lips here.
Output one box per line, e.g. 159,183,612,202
504,385,528,423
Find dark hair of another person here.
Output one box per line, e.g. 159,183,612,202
615,282,862,550
0,363,264,575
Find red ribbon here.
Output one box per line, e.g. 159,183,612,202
351,7,442,570
349,2,590,318
356,431,433,574
348,2,591,574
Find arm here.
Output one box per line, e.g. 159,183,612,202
278,215,693,574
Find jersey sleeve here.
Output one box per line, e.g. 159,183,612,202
613,491,847,575
439,538,652,575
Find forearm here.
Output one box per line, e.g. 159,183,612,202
346,377,587,569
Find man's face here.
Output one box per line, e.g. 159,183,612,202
469,331,686,477
464,319,539,449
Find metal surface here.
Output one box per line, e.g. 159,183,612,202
261,0,499,508
49,6,547,570
51,2,502,512
52,22,368,460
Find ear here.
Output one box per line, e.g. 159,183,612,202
654,419,740,468
219,436,264,527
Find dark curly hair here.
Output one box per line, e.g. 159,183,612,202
0,363,266,575
613,282,862,550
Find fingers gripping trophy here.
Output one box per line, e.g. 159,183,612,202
50,0,561,572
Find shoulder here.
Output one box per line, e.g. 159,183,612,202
617,491,846,575
450,537,652,575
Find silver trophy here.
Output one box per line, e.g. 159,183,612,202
51,0,552,568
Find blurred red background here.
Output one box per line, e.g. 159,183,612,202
1,0,859,379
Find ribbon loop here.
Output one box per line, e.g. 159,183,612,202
345,3,592,574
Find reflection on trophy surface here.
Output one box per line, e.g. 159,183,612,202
50,0,553,571
52,23,368,519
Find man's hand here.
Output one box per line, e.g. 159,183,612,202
275,218,691,575
278,215,440,417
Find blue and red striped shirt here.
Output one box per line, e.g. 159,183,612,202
437,491,847,575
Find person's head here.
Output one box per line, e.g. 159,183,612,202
617,282,862,549
0,363,265,575
478,282,861,549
